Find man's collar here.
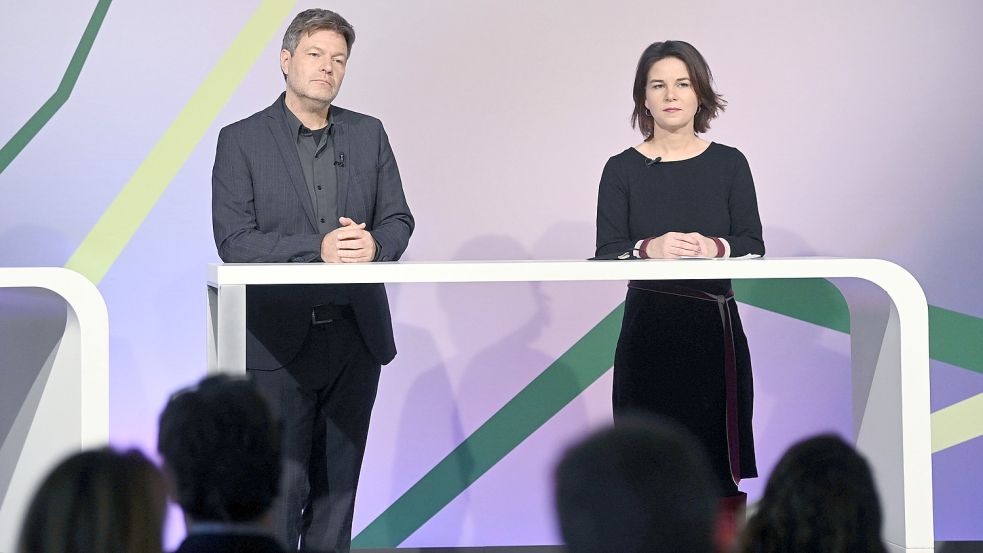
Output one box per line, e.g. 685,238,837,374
266,92,347,127
280,93,336,136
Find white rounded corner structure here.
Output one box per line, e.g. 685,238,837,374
206,258,933,553
0,267,109,551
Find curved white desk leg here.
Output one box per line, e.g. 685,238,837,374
0,268,109,552
836,268,933,553
207,283,246,374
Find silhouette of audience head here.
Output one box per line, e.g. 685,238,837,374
740,433,887,553
158,374,281,525
554,416,720,553
18,447,166,553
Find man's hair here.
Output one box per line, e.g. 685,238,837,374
554,416,720,553
740,434,887,553
157,374,281,523
281,8,355,55
631,40,726,137
18,448,166,553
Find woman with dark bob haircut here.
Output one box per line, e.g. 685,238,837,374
739,434,888,553
18,447,166,553
594,40,764,511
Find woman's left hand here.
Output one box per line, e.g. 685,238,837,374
686,233,718,257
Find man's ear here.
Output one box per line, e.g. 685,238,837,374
280,49,291,78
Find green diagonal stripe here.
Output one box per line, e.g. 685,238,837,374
355,278,983,546
732,279,983,374
352,304,625,548
64,0,297,284
928,305,983,374
731,278,851,333
0,0,112,174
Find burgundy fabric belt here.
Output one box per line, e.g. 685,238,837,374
628,281,741,485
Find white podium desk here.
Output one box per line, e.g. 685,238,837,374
0,268,109,552
207,258,932,552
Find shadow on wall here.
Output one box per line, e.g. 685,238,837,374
440,235,561,545
387,280,467,546
384,234,598,546
373,222,661,546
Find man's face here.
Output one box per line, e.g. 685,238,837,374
281,29,349,107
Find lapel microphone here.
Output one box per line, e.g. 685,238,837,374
335,152,345,167
645,156,662,167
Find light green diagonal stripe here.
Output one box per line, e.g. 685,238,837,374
64,0,297,284
932,393,983,453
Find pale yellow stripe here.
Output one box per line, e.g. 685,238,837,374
932,392,983,453
65,0,297,284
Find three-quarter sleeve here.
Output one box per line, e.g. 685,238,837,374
595,158,636,258
720,150,765,257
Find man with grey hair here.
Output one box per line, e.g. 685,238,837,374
211,8,414,553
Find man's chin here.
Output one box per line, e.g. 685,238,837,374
303,91,338,105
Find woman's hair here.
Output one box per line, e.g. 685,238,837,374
18,447,166,553
631,40,726,137
740,434,887,553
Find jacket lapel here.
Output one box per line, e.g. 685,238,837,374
265,95,318,229
331,107,354,222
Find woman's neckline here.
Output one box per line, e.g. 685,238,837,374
631,141,715,164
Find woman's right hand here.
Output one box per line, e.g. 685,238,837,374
644,232,703,258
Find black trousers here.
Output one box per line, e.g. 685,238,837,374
249,315,381,553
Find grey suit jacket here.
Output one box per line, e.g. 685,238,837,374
212,93,414,367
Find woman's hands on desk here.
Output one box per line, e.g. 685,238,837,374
642,232,719,259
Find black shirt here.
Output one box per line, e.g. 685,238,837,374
280,101,351,304
595,142,765,292
281,102,339,235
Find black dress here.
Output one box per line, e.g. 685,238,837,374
595,142,765,495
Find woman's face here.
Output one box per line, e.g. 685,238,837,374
644,56,699,134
